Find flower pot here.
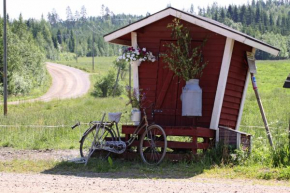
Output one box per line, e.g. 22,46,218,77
131,108,141,125
181,79,202,116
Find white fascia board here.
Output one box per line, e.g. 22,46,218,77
104,10,171,43
169,9,245,43
243,38,279,56
169,9,279,56
104,8,278,55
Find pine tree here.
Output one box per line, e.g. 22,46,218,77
57,29,62,44
227,5,233,18
233,5,239,22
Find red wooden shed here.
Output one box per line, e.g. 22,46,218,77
104,7,279,157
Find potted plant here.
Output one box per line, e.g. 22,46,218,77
126,86,145,125
161,18,208,116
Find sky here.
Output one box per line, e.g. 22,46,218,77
0,0,250,20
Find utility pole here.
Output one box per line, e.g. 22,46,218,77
3,0,8,116
92,32,95,71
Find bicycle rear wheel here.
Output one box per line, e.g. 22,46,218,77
139,124,167,165
80,126,115,160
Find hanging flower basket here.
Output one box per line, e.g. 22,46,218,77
117,47,156,63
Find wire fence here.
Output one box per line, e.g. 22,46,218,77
0,121,134,149
0,120,288,149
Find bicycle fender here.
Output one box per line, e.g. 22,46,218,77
79,127,94,143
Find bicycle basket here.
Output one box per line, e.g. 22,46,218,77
108,112,122,123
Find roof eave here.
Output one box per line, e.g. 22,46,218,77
104,8,280,56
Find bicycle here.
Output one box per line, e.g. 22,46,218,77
71,105,167,165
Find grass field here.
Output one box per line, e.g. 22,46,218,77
55,56,117,73
0,57,290,180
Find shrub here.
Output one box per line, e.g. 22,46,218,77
93,70,122,97
272,144,290,167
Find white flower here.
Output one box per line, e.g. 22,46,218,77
142,48,146,52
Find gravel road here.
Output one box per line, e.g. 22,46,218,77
9,62,90,104
0,148,290,193
0,172,289,193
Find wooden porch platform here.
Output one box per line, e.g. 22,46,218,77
121,125,215,160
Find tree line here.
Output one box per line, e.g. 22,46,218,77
1,1,290,96
195,0,290,59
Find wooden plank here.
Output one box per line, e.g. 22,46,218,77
196,127,216,138
219,119,237,127
139,78,157,85
225,83,244,92
197,143,211,149
139,71,158,79
220,113,238,121
224,90,243,98
223,95,241,104
220,107,239,115
222,101,240,109
226,77,246,87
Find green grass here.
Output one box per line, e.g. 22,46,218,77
0,58,290,180
239,60,290,167
55,56,117,73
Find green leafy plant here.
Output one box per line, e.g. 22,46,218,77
161,18,208,81
125,86,145,109
108,156,113,167
93,69,122,97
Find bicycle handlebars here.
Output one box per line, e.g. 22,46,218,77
71,121,80,129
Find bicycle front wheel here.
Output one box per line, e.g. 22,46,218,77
139,124,167,165
80,126,115,160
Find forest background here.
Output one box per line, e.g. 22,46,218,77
0,0,289,96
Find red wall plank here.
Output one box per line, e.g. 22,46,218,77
219,41,252,129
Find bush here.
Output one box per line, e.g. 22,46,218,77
92,70,122,97
272,144,290,167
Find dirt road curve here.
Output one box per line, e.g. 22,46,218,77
0,172,289,193
9,63,90,104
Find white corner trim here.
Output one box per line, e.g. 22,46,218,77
104,8,278,56
131,32,140,99
235,70,250,131
210,38,235,142
235,47,256,134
